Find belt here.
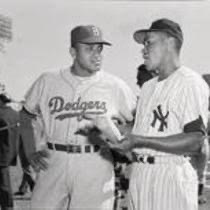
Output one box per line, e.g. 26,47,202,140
47,142,100,153
132,153,189,164
132,153,155,164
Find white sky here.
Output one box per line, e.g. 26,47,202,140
0,0,210,100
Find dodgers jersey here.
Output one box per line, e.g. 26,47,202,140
24,67,136,145
132,66,209,156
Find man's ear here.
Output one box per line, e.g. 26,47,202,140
167,37,177,52
69,47,76,59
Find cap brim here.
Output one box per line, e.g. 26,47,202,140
79,37,112,46
81,41,112,46
133,29,162,44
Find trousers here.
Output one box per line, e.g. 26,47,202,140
31,148,115,210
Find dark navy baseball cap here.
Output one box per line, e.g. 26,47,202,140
133,18,183,45
71,25,111,46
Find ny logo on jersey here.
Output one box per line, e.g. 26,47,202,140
151,105,169,132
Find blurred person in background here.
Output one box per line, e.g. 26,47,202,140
0,88,20,210
0,14,18,210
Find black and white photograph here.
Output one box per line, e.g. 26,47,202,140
0,0,210,209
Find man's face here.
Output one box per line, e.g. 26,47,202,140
73,43,103,76
142,32,169,71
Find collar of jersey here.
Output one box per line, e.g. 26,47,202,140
60,67,103,89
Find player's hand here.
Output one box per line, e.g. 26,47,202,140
75,123,108,146
29,149,50,172
107,135,136,153
76,114,124,144
75,113,99,136
112,118,133,136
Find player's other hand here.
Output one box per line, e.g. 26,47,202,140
29,149,50,172
76,114,124,144
107,134,136,153
112,117,133,136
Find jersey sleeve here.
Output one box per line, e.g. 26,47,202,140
116,80,137,122
23,74,46,116
181,78,209,134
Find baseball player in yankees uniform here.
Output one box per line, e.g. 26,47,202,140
22,25,136,210
108,18,209,210
137,64,210,205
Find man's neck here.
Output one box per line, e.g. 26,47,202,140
158,57,181,81
71,64,96,77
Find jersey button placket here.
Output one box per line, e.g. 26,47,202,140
70,88,81,144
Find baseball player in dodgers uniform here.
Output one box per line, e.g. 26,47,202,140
22,25,136,210
109,18,209,210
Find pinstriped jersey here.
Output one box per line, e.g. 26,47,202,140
24,67,136,145
132,66,209,156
